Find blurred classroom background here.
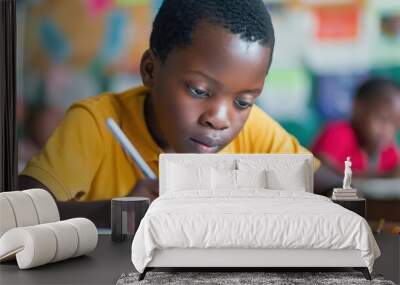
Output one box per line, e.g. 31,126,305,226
13,1,399,281
16,0,399,204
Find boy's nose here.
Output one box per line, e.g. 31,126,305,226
199,103,231,131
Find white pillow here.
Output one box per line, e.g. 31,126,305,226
236,169,267,189
238,159,308,191
167,163,212,191
212,168,236,190
266,165,307,191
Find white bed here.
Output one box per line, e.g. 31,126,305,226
131,154,380,280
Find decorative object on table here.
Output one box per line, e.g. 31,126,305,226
332,198,366,218
0,189,97,269
0,218,97,269
111,197,150,242
343,156,352,189
332,157,358,200
116,271,395,285
0,189,59,236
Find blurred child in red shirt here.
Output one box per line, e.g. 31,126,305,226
313,78,400,194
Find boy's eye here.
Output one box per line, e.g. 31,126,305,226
187,85,210,98
234,99,253,110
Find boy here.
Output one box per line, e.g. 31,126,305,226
313,78,400,195
19,0,316,226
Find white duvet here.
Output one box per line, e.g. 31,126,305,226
131,190,380,273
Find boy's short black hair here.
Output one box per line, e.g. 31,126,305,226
150,0,275,63
355,77,400,102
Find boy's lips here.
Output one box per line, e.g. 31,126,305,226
189,136,221,153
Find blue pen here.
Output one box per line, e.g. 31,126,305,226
106,118,157,180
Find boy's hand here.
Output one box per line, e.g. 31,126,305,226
128,178,159,202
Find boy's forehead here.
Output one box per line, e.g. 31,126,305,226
163,22,271,87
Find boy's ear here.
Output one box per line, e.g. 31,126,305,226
140,49,159,88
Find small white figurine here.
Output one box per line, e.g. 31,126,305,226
343,157,352,189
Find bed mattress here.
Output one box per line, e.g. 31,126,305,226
131,190,380,273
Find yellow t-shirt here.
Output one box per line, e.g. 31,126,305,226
21,86,317,201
